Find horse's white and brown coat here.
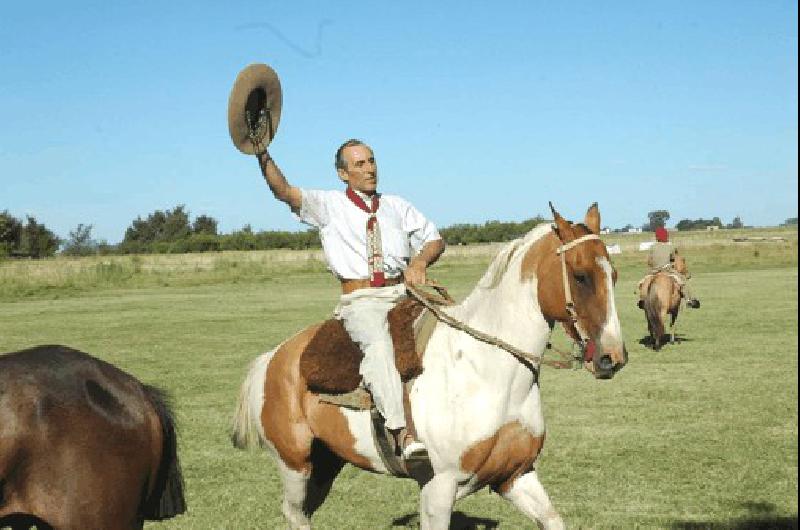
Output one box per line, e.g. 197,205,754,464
233,204,626,530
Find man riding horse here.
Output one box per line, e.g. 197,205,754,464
227,64,444,461
258,139,444,460
637,227,700,309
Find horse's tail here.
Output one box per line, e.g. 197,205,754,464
232,349,276,450
644,281,665,342
140,385,187,521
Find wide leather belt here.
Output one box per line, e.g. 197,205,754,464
341,276,403,295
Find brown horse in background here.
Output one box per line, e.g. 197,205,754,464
643,253,688,350
0,345,185,530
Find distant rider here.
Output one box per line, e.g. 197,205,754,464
637,227,700,309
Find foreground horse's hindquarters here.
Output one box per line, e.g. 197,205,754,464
233,203,627,530
0,345,185,530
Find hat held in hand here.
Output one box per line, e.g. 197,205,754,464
227,63,282,155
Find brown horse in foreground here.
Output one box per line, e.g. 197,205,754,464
0,345,185,530
643,253,688,350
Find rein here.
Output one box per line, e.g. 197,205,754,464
405,283,544,376
405,230,603,374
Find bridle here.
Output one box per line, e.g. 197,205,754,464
554,228,602,358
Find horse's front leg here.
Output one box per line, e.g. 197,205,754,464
501,470,565,530
419,472,457,530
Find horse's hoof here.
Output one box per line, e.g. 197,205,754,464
637,300,644,309
402,440,429,462
688,299,701,309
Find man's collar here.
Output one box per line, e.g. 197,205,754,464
350,188,377,201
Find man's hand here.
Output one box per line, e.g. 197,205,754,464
404,261,427,286
404,239,445,287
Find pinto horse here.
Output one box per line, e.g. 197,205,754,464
643,253,688,350
0,345,186,530
232,203,627,530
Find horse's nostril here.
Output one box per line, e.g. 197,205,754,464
598,355,613,372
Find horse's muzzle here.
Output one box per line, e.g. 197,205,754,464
588,345,627,379
591,355,614,379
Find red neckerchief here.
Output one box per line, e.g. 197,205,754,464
345,187,385,287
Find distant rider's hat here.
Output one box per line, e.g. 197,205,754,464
227,63,282,155
655,227,669,242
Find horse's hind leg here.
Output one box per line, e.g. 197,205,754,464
303,441,345,516
651,318,662,349
276,441,345,530
501,470,565,530
670,311,679,344
646,319,655,346
276,459,314,530
419,473,457,530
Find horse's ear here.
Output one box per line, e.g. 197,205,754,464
584,202,601,234
549,202,576,243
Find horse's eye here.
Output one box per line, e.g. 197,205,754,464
574,273,588,285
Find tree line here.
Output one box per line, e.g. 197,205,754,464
0,211,60,258
643,210,747,232
1,206,548,259
0,206,793,259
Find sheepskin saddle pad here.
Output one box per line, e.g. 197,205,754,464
299,298,430,394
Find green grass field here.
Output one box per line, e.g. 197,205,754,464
0,227,797,529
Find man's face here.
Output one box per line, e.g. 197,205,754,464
338,144,378,194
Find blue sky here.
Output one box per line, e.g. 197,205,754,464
1,1,797,243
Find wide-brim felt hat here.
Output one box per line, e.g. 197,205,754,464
227,63,282,155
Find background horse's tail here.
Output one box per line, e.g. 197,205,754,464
232,349,275,450
644,282,665,343
140,385,187,521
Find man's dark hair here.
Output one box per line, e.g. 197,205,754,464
335,139,368,170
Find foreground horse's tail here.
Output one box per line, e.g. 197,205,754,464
644,283,665,343
140,385,187,521
232,349,275,450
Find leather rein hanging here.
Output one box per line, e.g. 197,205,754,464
405,230,603,375
406,282,546,376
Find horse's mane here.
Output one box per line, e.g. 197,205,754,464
475,223,554,291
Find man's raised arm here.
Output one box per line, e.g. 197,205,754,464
257,150,302,212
